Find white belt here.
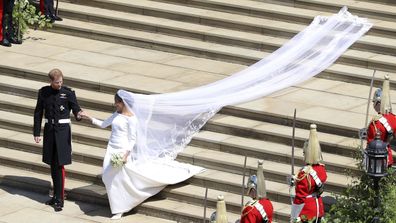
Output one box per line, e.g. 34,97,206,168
306,193,319,198
379,116,393,134
254,202,269,222
309,168,323,188
45,118,71,124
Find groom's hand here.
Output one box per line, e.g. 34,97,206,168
34,136,41,143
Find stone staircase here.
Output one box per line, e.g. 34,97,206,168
1,0,396,222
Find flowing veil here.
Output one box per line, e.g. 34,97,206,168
118,7,372,164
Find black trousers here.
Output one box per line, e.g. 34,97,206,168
2,0,15,40
50,141,65,202
42,0,55,17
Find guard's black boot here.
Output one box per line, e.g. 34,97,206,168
45,15,55,23
0,38,11,47
10,37,22,44
45,197,55,206
52,15,63,21
53,200,63,212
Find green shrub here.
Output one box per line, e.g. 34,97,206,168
325,149,396,223
12,0,52,41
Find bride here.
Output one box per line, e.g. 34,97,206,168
81,90,204,220
78,9,370,220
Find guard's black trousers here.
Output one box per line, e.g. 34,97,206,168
39,0,55,17
1,0,15,40
50,141,65,202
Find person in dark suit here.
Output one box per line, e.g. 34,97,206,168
39,0,62,23
0,0,21,46
33,68,82,211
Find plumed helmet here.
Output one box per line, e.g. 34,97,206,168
214,195,228,223
380,75,392,114
246,175,258,196
372,88,382,104
303,124,323,164
256,160,267,199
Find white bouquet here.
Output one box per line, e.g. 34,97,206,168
110,152,125,168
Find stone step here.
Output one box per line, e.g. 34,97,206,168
51,4,396,72
0,90,362,158
293,0,396,22
0,146,103,184
0,165,242,223
153,0,327,24
0,144,288,222
180,147,350,194
0,74,114,112
0,126,350,196
354,0,396,6
161,183,290,222
206,114,360,157
0,105,360,177
57,2,396,57
153,0,396,38
64,0,396,38
0,70,387,140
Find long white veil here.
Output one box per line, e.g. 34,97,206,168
118,7,372,163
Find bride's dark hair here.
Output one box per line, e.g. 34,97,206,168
115,93,123,103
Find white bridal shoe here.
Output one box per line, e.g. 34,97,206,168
111,213,123,220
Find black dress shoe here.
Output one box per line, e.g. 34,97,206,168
0,38,11,47
45,15,55,23
10,37,22,44
46,198,64,207
54,201,63,212
45,198,55,205
52,15,63,21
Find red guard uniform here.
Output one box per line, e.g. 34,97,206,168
367,113,396,166
241,198,273,223
293,164,327,222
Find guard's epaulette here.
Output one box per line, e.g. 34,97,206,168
241,200,257,217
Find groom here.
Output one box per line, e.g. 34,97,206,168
33,68,83,211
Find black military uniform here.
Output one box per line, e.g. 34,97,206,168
33,85,82,211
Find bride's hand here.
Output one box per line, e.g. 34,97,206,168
123,151,131,164
79,111,91,120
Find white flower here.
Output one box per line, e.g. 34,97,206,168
110,152,124,168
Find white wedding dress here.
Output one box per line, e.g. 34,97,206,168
88,7,371,216
92,112,204,214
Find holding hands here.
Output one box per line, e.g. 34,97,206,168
79,110,91,120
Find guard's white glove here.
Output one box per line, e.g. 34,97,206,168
290,217,301,223
290,203,304,223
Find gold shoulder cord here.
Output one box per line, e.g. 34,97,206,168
295,166,312,191
241,200,257,217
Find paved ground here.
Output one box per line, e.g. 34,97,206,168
0,185,175,223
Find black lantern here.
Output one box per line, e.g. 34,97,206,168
365,133,389,223
365,134,388,177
